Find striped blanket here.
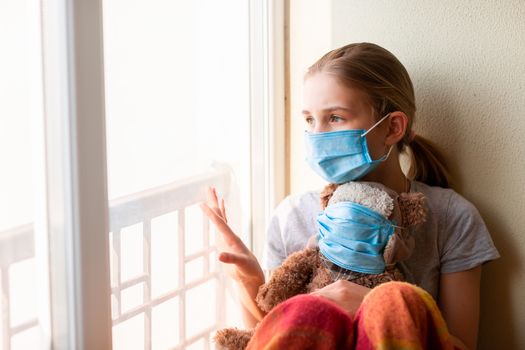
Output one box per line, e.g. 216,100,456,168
246,281,461,350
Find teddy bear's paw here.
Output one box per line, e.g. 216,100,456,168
213,327,255,350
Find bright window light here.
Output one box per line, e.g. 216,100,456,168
103,1,251,348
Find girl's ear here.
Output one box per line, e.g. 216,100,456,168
398,192,427,227
320,183,339,210
385,111,408,146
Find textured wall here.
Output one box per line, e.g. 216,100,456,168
289,1,525,348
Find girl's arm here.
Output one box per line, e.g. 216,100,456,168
199,187,267,327
237,276,266,327
439,266,482,350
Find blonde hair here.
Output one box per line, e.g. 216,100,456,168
306,42,452,188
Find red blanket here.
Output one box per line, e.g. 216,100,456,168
247,281,460,350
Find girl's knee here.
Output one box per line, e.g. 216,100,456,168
354,282,453,349
366,281,428,301
249,294,355,350
361,281,438,315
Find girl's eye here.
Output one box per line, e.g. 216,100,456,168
305,117,314,125
330,115,344,122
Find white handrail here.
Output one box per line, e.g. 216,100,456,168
0,224,36,350
109,165,231,232
109,164,233,349
0,165,235,349
0,224,34,267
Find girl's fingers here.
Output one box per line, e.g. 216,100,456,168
220,198,227,224
218,251,242,264
207,187,225,220
199,203,244,248
218,252,264,287
218,252,253,271
205,187,219,209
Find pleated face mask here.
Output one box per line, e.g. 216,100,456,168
304,113,393,184
316,201,396,274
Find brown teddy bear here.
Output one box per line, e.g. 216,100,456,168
215,181,427,350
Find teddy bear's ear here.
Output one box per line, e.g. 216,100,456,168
398,192,427,227
320,183,339,210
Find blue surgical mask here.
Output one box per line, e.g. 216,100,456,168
316,201,396,274
304,113,393,184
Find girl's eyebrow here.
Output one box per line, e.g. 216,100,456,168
301,106,354,114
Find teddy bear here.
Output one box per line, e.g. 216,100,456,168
214,181,427,350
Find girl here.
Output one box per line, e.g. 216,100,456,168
201,42,499,349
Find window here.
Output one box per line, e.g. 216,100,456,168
102,1,284,347
1,0,284,348
1,1,48,348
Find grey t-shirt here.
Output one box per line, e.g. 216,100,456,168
261,181,500,301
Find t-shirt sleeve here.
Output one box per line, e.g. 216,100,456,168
261,191,320,272
440,191,500,273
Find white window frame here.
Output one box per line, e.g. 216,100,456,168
249,0,286,258
41,0,112,348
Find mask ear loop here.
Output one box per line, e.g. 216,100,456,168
383,144,394,160
361,113,392,138
361,113,395,162
370,143,394,163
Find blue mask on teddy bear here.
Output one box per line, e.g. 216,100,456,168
317,201,396,274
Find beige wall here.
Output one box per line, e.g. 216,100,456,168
289,1,525,348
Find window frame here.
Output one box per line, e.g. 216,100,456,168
248,0,286,259
41,0,112,348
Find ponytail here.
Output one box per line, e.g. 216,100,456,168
406,135,452,188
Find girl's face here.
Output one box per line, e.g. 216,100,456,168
302,72,391,160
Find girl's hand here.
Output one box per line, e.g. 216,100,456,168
309,280,370,315
199,187,264,288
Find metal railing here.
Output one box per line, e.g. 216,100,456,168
0,165,235,349
0,224,38,350
109,166,232,349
